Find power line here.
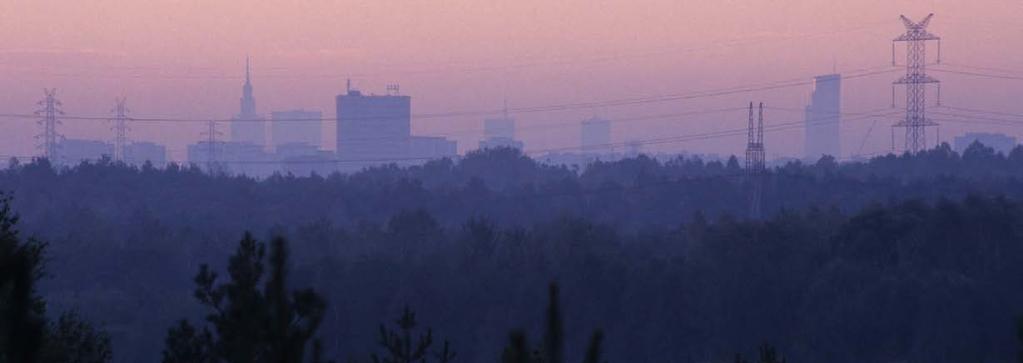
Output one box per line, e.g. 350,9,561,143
211,107,901,165
0,65,899,125
929,67,1023,81
938,105,1023,119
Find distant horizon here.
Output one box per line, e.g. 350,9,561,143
1,0,1021,163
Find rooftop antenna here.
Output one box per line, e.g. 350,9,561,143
386,83,400,96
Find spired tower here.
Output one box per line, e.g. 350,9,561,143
231,57,266,147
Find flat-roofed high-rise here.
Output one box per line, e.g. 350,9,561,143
804,74,841,161
335,89,411,165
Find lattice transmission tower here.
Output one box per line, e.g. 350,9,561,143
892,13,941,154
110,98,130,162
35,88,63,162
745,102,765,219
201,120,223,173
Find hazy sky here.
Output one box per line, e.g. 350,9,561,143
1,0,1021,161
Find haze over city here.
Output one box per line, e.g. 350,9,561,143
0,0,1021,162
6,2,1023,363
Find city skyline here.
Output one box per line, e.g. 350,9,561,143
0,1,1021,163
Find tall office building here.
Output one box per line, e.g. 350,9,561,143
271,109,322,150
231,58,266,148
804,74,841,161
336,87,411,164
580,117,612,153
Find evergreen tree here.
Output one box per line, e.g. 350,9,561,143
756,344,785,363
581,331,604,363
162,234,330,363
0,194,45,363
500,331,531,363
542,283,563,363
501,283,605,363
39,312,114,363
1016,316,1023,363
0,194,111,363
370,306,454,363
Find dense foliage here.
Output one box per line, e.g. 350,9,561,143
2,143,1023,362
0,195,112,363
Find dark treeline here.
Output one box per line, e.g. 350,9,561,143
3,142,1023,362
5,142,1023,236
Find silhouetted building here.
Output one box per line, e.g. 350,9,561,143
271,109,322,150
804,74,841,161
231,58,266,148
479,112,524,150
581,117,612,153
187,141,273,177
410,136,457,161
478,137,523,150
335,87,411,167
59,139,112,165
281,151,338,176
954,132,1017,155
275,142,321,159
484,116,515,140
124,141,167,167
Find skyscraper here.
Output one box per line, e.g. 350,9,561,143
336,86,411,166
231,57,266,148
580,117,612,153
804,74,841,161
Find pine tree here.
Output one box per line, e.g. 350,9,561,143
500,282,605,363
371,306,433,363
162,234,330,363
581,331,604,363
0,193,112,363
542,284,563,363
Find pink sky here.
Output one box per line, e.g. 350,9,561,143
0,0,1021,161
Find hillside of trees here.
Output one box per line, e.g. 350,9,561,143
4,142,1023,362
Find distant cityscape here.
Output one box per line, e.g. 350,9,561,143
40,57,1022,179
34,20,1023,178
